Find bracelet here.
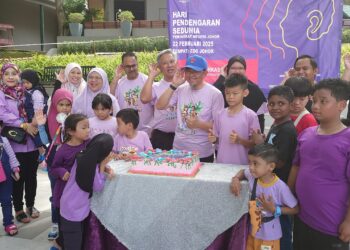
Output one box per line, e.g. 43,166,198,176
274,205,282,218
169,84,177,91
20,123,28,131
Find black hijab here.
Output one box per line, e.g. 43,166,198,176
76,133,113,196
20,69,49,99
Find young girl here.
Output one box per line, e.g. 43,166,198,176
72,67,120,118
20,69,49,161
46,88,73,241
60,133,114,250
53,62,87,99
114,108,152,156
231,143,299,250
89,93,118,139
50,114,90,248
0,127,20,236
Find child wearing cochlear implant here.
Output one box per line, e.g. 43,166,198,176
208,74,259,164
284,77,317,135
50,114,90,249
251,86,297,250
288,79,350,250
89,93,117,139
60,134,115,250
114,108,152,158
231,143,298,250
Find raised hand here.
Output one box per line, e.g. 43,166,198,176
229,130,239,144
220,64,228,78
251,129,264,145
208,128,217,143
114,64,124,79
148,63,161,78
344,53,350,70
172,68,186,87
34,109,46,126
26,123,38,137
55,69,67,83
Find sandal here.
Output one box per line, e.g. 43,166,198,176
15,211,30,223
26,206,40,219
5,224,18,236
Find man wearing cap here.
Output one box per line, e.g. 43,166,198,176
213,55,267,132
156,55,224,162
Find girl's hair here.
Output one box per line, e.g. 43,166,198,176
63,113,87,142
116,108,139,129
92,93,112,110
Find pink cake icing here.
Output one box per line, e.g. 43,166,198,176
128,149,201,177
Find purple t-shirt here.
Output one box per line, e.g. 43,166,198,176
170,82,224,158
60,161,106,222
113,131,152,153
294,127,350,236
115,73,154,133
89,116,117,139
244,169,298,241
149,79,177,133
213,106,259,164
50,140,89,207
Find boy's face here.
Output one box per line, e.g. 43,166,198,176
312,89,346,122
117,117,133,135
291,96,309,115
268,95,291,122
248,155,275,179
224,86,249,107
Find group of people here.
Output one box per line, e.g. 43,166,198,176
0,49,349,250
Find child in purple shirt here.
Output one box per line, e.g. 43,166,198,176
288,79,350,250
208,74,259,164
60,133,115,250
231,143,298,250
114,108,152,157
50,113,90,249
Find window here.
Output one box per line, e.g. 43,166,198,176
115,0,145,20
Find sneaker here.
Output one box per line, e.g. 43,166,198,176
48,224,58,240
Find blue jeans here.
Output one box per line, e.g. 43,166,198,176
280,214,293,250
0,161,14,227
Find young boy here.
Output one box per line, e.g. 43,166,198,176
252,85,297,250
231,143,299,250
208,74,260,164
284,77,317,135
114,108,153,157
288,79,350,250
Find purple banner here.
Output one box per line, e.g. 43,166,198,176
168,0,343,94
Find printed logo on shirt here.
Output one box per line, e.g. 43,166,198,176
267,133,276,145
165,105,177,120
124,86,141,109
178,102,203,133
119,146,138,154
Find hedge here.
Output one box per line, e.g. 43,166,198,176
8,52,159,82
57,36,169,54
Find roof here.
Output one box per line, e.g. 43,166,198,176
24,0,55,9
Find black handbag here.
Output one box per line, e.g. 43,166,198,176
1,126,27,144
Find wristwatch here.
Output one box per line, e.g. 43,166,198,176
169,84,177,91
274,206,282,218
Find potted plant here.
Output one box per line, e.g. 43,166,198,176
68,13,85,36
116,10,135,37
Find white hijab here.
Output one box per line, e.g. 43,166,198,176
72,67,120,118
62,62,87,99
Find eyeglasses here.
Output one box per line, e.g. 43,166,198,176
123,64,137,69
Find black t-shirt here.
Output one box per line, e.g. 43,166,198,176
265,120,297,182
213,75,267,132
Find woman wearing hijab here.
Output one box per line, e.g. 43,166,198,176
53,62,87,99
59,133,114,250
72,67,120,118
0,63,39,223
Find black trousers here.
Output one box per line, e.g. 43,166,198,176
61,216,84,250
13,150,39,212
150,129,175,150
293,216,349,250
200,154,214,163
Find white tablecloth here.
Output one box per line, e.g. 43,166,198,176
91,161,249,250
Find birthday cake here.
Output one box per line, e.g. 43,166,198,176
128,149,201,177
